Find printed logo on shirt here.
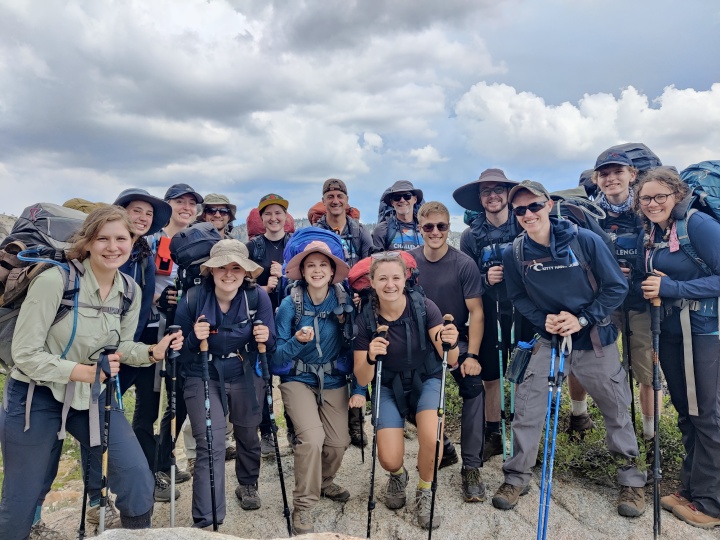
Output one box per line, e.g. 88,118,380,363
529,249,580,272
389,225,424,251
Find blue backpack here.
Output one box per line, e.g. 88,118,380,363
282,227,346,272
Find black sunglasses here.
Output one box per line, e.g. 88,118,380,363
421,222,450,232
512,202,546,216
391,193,413,202
205,207,230,215
480,186,507,197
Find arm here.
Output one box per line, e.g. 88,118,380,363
578,231,629,324
501,241,549,330
254,288,277,352
352,311,378,387
428,322,459,367
359,224,373,258
174,292,200,363
462,297,484,376
134,257,156,341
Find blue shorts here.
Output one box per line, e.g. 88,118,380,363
371,377,441,430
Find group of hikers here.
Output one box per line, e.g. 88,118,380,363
0,143,718,540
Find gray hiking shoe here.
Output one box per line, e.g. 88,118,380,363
483,431,504,461
187,457,196,475
384,468,409,510
415,488,442,530
235,484,262,510
260,432,275,458
492,482,530,510
321,482,350,502
29,520,69,540
461,466,486,503
617,485,646,517
292,508,314,535
154,471,181,502
160,467,191,484
86,497,121,532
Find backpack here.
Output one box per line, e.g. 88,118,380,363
247,233,292,265
607,142,662,176
376,187,425,224
282,227,346,274
347,252,419,300
169,222,222,294
549,187,614,255
245,207,295,240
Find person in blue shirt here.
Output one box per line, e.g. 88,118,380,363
271,240,364,535
491,180,646,518
635,168,720,529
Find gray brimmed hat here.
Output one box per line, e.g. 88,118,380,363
113,188,172,236
382,180,423,206
285,240,349,285
507,180,551,205
200,239,263,278
452,168,519,211
200,193,237,222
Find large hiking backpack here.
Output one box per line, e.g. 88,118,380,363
245,207,295,240
549,187,614,254
607,142,662,176
282,227,346,271
170,222,222,294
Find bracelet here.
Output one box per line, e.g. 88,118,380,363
449,342,458,351
148,344,159,363
465,352,479,360
366,352,377,366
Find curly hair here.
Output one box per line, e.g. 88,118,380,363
67,206,136,261
632,167,690,249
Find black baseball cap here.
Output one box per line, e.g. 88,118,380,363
163,183,204,203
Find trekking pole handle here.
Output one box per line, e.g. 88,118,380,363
376,324,389,341
442,314,455,352
253,320,266,354
650,297,661,307
166,324,182,360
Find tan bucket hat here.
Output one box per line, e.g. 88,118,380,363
200,239,263,278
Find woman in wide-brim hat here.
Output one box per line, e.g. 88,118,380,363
270,240,363,535
174,239,275,528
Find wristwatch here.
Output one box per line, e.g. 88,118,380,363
148,344,158,362
578,316,589,328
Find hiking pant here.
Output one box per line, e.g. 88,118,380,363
280,382,350,511
660,332,720,518
503,339,646,488
0,380,154,540
259,396,272,437
452,341,486,468
184,375,264,528
183,415,238,460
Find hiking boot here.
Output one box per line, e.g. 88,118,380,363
483,432,504,461
384,469,409,510
567,412,594,439
292,508,314,535
154,471,181,502
160,468,191,484
260,432,275,458
350,426,368,448
672,503,720,529
286,429,298,452
492,482,529,510
235,484,262,510
461,466,486,503
86,497,121,532
415,488,441,530
439,444,459,469
225,443,237,461
661,492,691,512
29,520,69,540
321,482,350,502
617,485,646,517
187,457,196,475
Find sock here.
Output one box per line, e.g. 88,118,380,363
392,466,406,476
33,505,42,526
571,399,587,416
642,415,655,440
418,478,431,491
486,421,500,434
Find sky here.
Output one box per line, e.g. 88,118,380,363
1,0,719,227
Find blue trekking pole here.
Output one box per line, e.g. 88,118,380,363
537,335,558,540
538,335,572,540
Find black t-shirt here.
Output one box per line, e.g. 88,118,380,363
354,295,443,373
246,235,287,311
410,246,484,334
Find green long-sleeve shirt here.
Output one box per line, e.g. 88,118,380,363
11,258,152,410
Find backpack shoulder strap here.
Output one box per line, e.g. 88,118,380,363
512,233,527,285
676,209,712,275
360,299,377,337
245,284,259,319
407,287,428,351
568,232,597,294
249,235,265,262
118,271,137,320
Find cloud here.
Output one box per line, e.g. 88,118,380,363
409,145,448,168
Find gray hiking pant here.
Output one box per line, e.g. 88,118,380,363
503,338,646,488
452,342,486,468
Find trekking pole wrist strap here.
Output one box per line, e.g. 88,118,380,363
366,352,377,366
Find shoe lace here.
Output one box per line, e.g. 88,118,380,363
497,483,518,498
464,467,481,484
386,472,406,494
618,486,640,503
297,509,312,525
415,489,432,513
155,472,170,489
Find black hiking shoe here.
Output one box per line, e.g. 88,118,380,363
439,444,459,469
286,429,298,452
566,412,594,439
235,484,262,510
483,432,504,461
491,482,531,510
154,471,181,502
461,466,486,503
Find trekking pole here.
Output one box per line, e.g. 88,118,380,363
623,309,637,431
509,309,516,457
650,296,662,539
78,451,91,539
200,338,219,531
360,402,365,464
98,345,118,534
496,300,508,461
428,314,454,540
166,324,182,527
254,320,292,537
366,324,389,540
537,335,559,540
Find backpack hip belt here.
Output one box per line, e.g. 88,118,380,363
289,357,351,406
207,351,260,417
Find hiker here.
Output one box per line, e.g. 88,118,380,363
197,193,237,238
455,168,535,459
271,241,362,535
372,180,424,252
634,168,720,529
490,180,647,517
314,178,372,267
0,206,184,540
174,239,275,528
354,252,460,530
409,201,487,502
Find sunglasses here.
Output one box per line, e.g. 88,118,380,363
205,207,230,215
421,222,450,232
512,202,546,216
480,186,507,197
391,193,413,202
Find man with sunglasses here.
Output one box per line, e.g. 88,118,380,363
410,201,487,503
373,180,424,252
491,180,646,518
454,169,534,461
198,193,237,238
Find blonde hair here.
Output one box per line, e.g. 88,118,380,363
67,206,136,261
417,201,450,222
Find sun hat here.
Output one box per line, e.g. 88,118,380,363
258,193,289,213
285,240,350,284
452,169,519,211
113,188,172,236
200,193,237,221
200,239,263,278
507,180,551,205
164,183,204,203
382,180,424,206
62,198,109,214
322,178,348,195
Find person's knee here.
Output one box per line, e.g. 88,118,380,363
296,425,325,453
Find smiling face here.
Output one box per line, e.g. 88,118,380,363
594,165,636,204
261,204,287,234
418,211,449,250
301,252,334,290
637,179,678,230
202,204,230,231
322,189,348,218
168,194,198,227
370,259,407,304
390,192,417,221
125,200,154,237
479,181,510,215
211,263,246,294
511,190,552,237
88,220,133,275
